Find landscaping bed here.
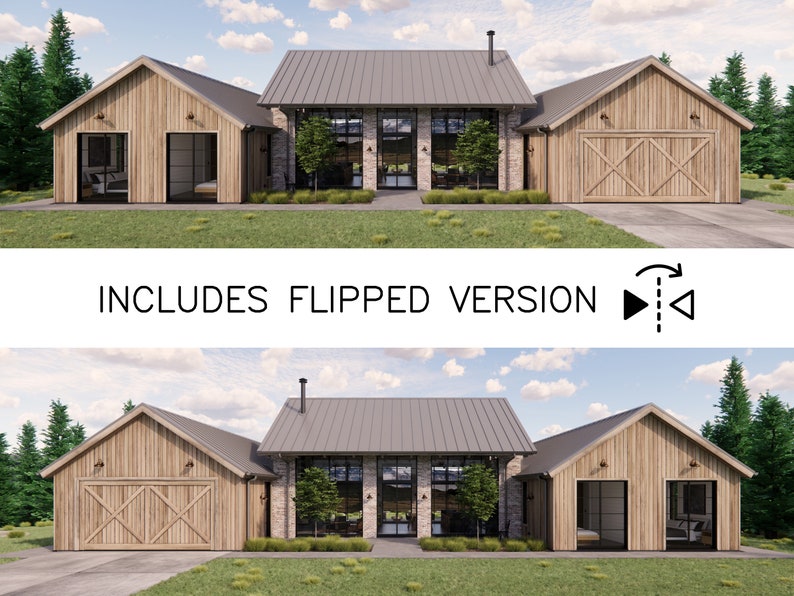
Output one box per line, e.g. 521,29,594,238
422,188,550,204
244,536,371,552
248,189,375,204
0,523,53,554
419,536,546,552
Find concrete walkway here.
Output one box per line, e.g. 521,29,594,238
2,191,793,247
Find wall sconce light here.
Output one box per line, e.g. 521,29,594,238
260,145,267,153
599,458,609,468
259,493,268,503
527,493,535,501
366,146,373,152
94,112,105,120
689,459,700,468
185,459,194,468
421,146,428,152
366,493,373,500
421,494,428,500
599,112,609,121
186,111,195,120
94,458,105,468
689,111,700,120
526,145,534,155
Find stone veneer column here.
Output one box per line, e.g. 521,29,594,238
362,456,378,538
416,109,432,191
498,109,525,191
362,109,378,191
269,457,296,539
502,456,525,538
270,108,293,191
415,456,432,537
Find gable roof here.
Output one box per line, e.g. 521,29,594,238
517,55,754,132
258,50,536,109
40,55,276,131
40,403,277,479
258,397,535,456
517,403,755,479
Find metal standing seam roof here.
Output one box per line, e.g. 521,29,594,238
516,403,756,479
258,50,536,108
40,55,277,131
258,398,536,455
517,55,754,131
40,403,277,479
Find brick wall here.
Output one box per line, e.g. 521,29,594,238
270,108,291,191
499,109,524,191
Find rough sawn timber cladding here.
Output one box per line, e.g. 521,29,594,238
51,415,259,551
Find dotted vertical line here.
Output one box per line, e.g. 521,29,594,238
656,277,662,333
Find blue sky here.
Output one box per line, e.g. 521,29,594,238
1,348,792,446
1,1,793,97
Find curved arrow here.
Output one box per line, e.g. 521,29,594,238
636,263,683,278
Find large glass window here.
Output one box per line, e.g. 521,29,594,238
378,457,416,536
431,109,498,189
431,456,499,536
378,109,416,189
296,457,363,536
167,133,217,202
666,481,715,549
77,133,129,201
295,109,363,189
576,481,627,550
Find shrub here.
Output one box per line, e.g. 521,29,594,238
472,228,492,238
779,177,792,183
351,566,367,575
591,573,609,580
244,538,267,552
341,558,359,567
314,190,332,203
584,565,600,572
351,189,375,203
422,190,446,204
192,565,208,573
527,538,546,551
538,560,552,568
449,218,464,227
436,210,453,219
184,225,204,233
426,218,443,227
34,521,53,527
326,190,350,204
743,172,759,179
292,190,314,204
442,538,467,552
450,188,480,204
231,579,251,590
768,182,787,191
406,581,423,592
482,190,506,204
419,537,443,551
248,191,268,203
720,580,742,588
291,538,312,552
506,190,530,203
527,190,551,204
762,174,775,180
503,539,527,552
265,538,289,552
358,557,373,564
266,191,290,204
19,522,31,528
232,559,248,567
370,234,389,246
302,576,322,585
2,525,15,531
330,566,345,575
194,217,209,224
52,232,74,240
479,538,501,552
7,530,25,538
243,213,256,220
347,537,372,552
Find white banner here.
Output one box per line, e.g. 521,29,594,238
0,248,790,347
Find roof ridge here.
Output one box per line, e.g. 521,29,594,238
145,56,260,98
533,403,648,444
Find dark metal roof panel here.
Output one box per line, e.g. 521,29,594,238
258,50,536,108
258,397,535,455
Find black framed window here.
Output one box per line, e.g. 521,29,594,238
295,109,363,188
576,480,627,550
77,133,129,202
431,109,498,189
377,109,416,189
167,133,217,202
430,456,499,536
378,456,416,536
296,457,363,536
666,481,715,549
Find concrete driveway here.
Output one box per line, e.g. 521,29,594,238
0,547,222,596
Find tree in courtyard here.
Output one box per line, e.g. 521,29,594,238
12,421,49,522
779,85,794,178
122,399,136,413
453,119,501,190
0,45,50,190
744,73,782,176
295,116,337,196
658,51,672,66
708,356,753,463
745,392,794,538
293,466,341,538
0,433,14,525
455,463,499,545
41,9,86,116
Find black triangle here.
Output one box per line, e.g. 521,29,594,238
670,290,695,320
623,290,649,320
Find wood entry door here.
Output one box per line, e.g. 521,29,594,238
78,479,215,550
579,131,716,202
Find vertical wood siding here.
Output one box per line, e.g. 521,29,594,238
533,413,744,551
50,66,252,203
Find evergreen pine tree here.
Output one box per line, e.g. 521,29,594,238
0,433,14,525
69,422,87,446
709,356,753,462
122,399,135,413
13,421,49,522
745,392,794,538
709,52,753,171
0,45,50,190
779,85,794,178
658,51,672,66
42,399,78,463
744,73,781,176
41,9,85,115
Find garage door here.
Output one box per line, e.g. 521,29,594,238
78,478,215,550
579,131,716,202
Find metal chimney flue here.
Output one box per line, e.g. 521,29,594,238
487,30,495,66
299,378,308,414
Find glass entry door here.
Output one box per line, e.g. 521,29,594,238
577,481,627,549
378,109,416,189
378,457,416,536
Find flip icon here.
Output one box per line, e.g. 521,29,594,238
623,263,695,332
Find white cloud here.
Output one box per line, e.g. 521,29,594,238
384,348,434,361
289,30,309,45
687,359,732,385
586,402,612,420
229,76,255,88
518,39,620,72
183,55,208,72
205,0,283,24
590,0,717,24
41,1,50,8
445,348,485,359
216,30,275,53
665,408,689,421
67,397,124,427
511,348,589,372
775,45,794,61
485,378,505,393
0,348,11,359
749,361,794,394
318,365,349,391
62,12,107,37
106,60,130,74
446,17,476,44
330,11,352,30
260,348,292,377
365,369,401,390
174,387,278,419
0,392,20,408
309,0,350,10
0,13,47,44
520,378,578,401
499,366,511,376
502,0,534,28
393,21,429,42
360,0,411,14
539,423,564,436
283,18,295,28
442,358,465,377
85,348,205,372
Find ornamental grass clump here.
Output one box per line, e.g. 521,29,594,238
527,538,546,551
292,190,314,204
442,537,468,552
330,566,345,575
449,218,464,227
472,227,492,238
52,231,74,240
248,191,268,203
779,177,792,183
406,581,423,592
351,566,367,575
768,182,787,191
421,190,446,204
479,538,501,552
370,234,390,246
527,190,550,204
192,565,208,573
1,525,15,531
7,530,25,538
302,575,322,585
326,190,350,204
347,537,372,552
266,191,290,204
419,537,443,551
341,558,359,567
763,174,775,180
503,539,527,552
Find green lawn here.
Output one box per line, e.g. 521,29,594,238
0,210,655,248
140,557,794,595
740,177,794,206
0,526,53,554
743,535,794,553
0,188,53,205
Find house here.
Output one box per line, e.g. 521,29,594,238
39,56,277,204
39,403,276,551
518,56,754,203
257,382,535,539
516,403,755,551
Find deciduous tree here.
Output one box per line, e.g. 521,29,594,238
293,466,341,537
455,463,499,544
295,116,337,196
453,119,500,190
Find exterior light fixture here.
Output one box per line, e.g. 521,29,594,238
185,459,194,468
421,494,428,500
186,111,195,120
527,493,535,501
526,145,534,155
366,146,373,152
689,111,700,120
95,112,105,120
366,493,373,500
94,458,105,468
689,459,700,468
599,458,609,468
599,112,609,121
421,146,428,152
